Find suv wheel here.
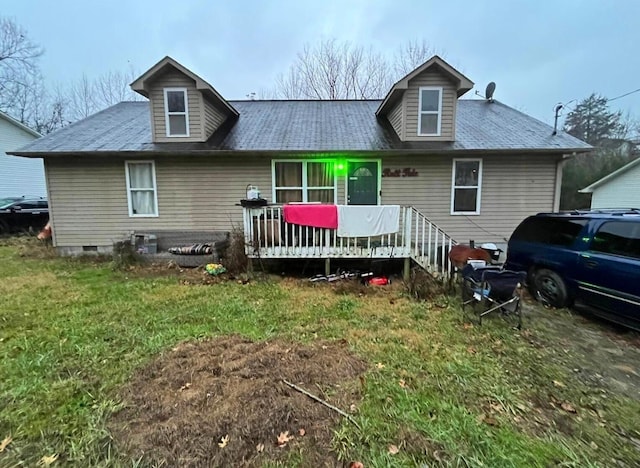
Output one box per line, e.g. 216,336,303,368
533,269,569,308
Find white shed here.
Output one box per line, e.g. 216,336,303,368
580,158,640,209
0,111,44,198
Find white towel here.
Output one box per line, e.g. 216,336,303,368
337,205,400,237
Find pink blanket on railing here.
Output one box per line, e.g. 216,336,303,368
283,204,338,229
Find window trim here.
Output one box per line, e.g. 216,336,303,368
271,159,338,204
417,86,443,137
125,160,159,218
450,158,482,215
163,87,190,137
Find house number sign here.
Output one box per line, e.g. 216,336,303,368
382,168,419,177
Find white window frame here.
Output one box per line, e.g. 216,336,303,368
163,87,190,137
450,158,482,215
417,86,443,137
272,159,338,204
125,160,159,218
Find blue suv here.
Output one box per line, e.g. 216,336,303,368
505,210,640,330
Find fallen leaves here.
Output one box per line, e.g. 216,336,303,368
398,379,408,388
489,402,504,413
560,402,577,413
218,434,229,448
349,462,364,468
0,436,12,452
298,428,306,437
388,444,400,455
552,380,566,388
376,362,385,369
484,415,499,426
276,431,294,447
179,382,191,391
256,443,265,453
477,413,499,426
37,454,59,466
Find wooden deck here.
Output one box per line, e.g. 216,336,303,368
242,205,456,276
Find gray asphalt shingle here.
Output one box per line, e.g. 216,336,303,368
14,99,591,154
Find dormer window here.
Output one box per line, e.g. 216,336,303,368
418,87,442,136
164,88,189,137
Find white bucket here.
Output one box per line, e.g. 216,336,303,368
246,185,261,200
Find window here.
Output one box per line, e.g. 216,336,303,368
164,88,189,136
590,221,640,259
511,217,588,246
451,159,482,214
273,161,336,203
418,87,442,136
125,161,158,217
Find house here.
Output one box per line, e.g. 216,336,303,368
580,157,640,209
0,111,44,198
10,55,590,274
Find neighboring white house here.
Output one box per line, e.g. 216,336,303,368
580,157,640,209
0,111,44,198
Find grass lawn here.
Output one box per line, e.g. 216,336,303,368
1,238,639,467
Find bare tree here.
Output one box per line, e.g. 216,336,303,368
64,68,142,121
0,17,44,114
94,68,141,109
393,39,438,78
273,38,436,100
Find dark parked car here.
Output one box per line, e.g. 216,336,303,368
0,197,49,234
505,209,640,329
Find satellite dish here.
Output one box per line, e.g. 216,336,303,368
485,82,496,102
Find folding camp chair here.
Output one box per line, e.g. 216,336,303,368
461,265,526,329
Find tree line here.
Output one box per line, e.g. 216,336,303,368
0,17,141,134
561,94,639,209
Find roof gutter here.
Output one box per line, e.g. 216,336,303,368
8,147,594,159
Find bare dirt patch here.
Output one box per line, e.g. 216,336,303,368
110,336,367,467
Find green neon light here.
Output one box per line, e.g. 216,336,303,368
334,159,347,175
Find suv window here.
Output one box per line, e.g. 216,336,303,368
511,217,588,246
14,201,39,209
590,221,640,259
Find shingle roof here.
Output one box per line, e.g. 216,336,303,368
12,99,591,155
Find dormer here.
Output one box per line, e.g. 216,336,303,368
131,56,238,143
376,56,473,142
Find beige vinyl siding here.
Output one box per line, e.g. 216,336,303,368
381,154,559,242
45,156,272,247
46,153,559,249
403,69,457,141
388,99,403,139
149,69,204,142
203,99,227,138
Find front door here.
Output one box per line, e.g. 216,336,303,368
347,161,378,205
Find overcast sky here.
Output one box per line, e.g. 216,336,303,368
5,0,640,126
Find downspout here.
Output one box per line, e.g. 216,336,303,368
43,159,57,247
553,155,569,212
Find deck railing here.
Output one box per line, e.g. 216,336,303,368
242,205,455,274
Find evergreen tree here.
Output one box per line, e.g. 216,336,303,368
560,94,637,210
563,93,624,145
